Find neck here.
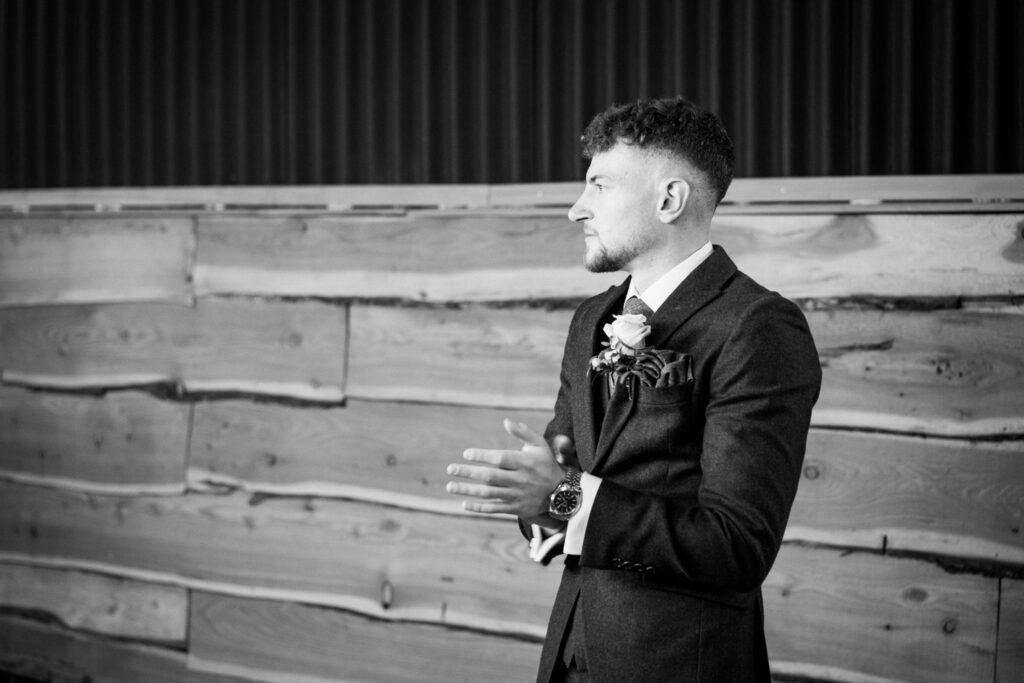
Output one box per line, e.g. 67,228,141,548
627,234,709,292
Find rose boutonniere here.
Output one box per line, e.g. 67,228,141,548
589,313,692,394
604,313,651,357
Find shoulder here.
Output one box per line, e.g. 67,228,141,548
716,262,804,325
716,273,819,371
688,266,813,360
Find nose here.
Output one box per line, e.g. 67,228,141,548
568,195,591,222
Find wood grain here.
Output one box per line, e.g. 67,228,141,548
1,479,1012,665
0,216,194,306
0,481,559,637
1,185,1019,683
0,300,347,401
193,213,620,301
998,578,1024,683
188,591,541,683
346,304,567,409
489,175,1024,207
192,212,1023,301
716,213,1024,298
788,431,1024,565
0,184,491,211
1,176,1021,212
0,614,243,683
0,478,1007,681
0,385,189,492
0,562,186,643
810,306,1024,436
190,400,1024,564
765,545,998,683
189,398,552,513
345,303,1024,436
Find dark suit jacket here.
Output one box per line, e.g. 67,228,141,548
535,246,822,682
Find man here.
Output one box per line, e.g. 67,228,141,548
446,97,821,682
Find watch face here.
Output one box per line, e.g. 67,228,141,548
551,490,580,515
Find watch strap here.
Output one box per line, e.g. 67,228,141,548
563,467,581,490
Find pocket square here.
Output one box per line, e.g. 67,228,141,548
653,350,693,388
628,348,692,388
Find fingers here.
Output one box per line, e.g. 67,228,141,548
446,462,521,486
460,499,520,514
445,477,520,514
444,480,508,499
447,420,572,518
460,447,517,469
503,418,547,448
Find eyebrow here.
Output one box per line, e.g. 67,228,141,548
587,174,612,184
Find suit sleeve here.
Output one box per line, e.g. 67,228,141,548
544,306,581,447
516,306,582,543
579,294,822,592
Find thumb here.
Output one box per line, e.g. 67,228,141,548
503,418,547,449
551,435,579,468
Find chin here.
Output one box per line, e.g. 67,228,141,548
585,253,623,274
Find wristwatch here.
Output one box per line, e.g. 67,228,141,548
548,467,582,521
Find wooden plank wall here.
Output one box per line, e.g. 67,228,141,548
1,178,1022,683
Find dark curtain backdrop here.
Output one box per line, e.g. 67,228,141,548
1,0,1021,188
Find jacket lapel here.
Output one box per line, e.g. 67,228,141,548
590,247,737,473
578,282,629,472
646,247,736,348
591,379,639,474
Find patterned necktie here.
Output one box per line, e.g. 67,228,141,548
623,295,653,319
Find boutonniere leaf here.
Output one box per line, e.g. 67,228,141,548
588,313,692,395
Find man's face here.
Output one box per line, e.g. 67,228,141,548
568,142,662,273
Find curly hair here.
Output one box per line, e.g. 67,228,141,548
580,97,735,204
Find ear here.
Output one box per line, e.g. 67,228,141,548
657,178,690,224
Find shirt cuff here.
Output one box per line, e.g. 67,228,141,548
563,472,601,555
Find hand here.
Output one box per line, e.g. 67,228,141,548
550,433,579,470
446,419,576,527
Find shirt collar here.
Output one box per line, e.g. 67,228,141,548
626,241,713,313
